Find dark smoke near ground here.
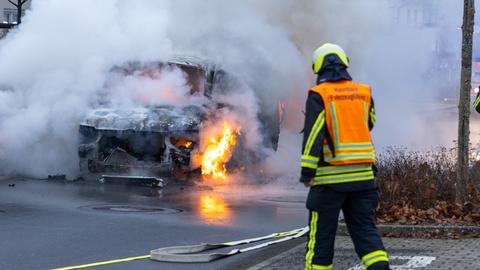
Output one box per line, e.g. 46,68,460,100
0,0,467,179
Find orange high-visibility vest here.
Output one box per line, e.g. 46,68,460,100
310,81,375,166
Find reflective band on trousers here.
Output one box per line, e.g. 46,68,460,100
312,264,333,270
361,250,389,269
305,211,319,270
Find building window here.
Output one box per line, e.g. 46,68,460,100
4,8,17,23
3,8,25,24
407,8,411,25
413,9,418,25
393,7,400,24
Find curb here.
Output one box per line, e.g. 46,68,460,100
337,222,480,236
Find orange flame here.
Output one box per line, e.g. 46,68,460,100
172,138,193,149
201,123,240,180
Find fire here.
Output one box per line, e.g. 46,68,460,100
198,194,231,225
171,138,193,149
201,123,240,180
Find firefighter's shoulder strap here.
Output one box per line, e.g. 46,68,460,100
309,81,375,166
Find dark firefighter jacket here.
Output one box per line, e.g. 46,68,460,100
300,65,376,192
475,93,480,113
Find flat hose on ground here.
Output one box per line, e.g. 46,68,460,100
150,226,309,263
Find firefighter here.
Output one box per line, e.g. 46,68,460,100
301,43,390,270
474,90,480,113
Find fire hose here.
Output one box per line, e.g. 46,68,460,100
150,226,309,263
52,227,309,269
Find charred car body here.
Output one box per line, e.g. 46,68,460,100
78,56,281,181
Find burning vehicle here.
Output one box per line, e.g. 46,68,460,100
78,56,282,183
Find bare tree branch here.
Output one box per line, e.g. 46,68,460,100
21,0,28,5
7,0,18,8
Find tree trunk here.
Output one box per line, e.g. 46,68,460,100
456,0,475,204
16,2,22,24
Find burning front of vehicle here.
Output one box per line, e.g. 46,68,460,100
78,105,203,181
78,57,281,185
199,122,241,181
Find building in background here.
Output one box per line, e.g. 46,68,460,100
389,0,462,99
389,0,440,27
0,0,31,38
1,0,31,23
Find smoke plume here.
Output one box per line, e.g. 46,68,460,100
0,0,467,179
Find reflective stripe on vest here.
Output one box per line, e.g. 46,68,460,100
301,155,320,169
313,164,374,185
310,81,375,166
474,94,480,109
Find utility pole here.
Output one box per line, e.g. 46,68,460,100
7,0,29,25
457,0,475,204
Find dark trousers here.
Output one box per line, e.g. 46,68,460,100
305,186,389,270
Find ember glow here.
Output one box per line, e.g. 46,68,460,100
171,138,193,149
201,123,240,180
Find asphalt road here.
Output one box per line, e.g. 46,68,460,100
0,177,308,270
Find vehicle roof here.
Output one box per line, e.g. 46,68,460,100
112,55,216,72
168,55,215,70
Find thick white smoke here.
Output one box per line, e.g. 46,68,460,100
105,66,207,107
0,0,308,178
0,0,174,177
0,0,468,179
261,0,465,180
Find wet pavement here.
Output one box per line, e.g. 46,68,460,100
0,177,308,270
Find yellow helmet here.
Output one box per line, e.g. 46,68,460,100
312,43,349,74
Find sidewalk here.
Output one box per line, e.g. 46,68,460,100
248,236,480,270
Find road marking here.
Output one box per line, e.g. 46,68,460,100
51,255,150,270
348,256,436,270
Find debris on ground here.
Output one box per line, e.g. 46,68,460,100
376,200,480,226
47,174,66,180
373,147,480,238
382,230,480,239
